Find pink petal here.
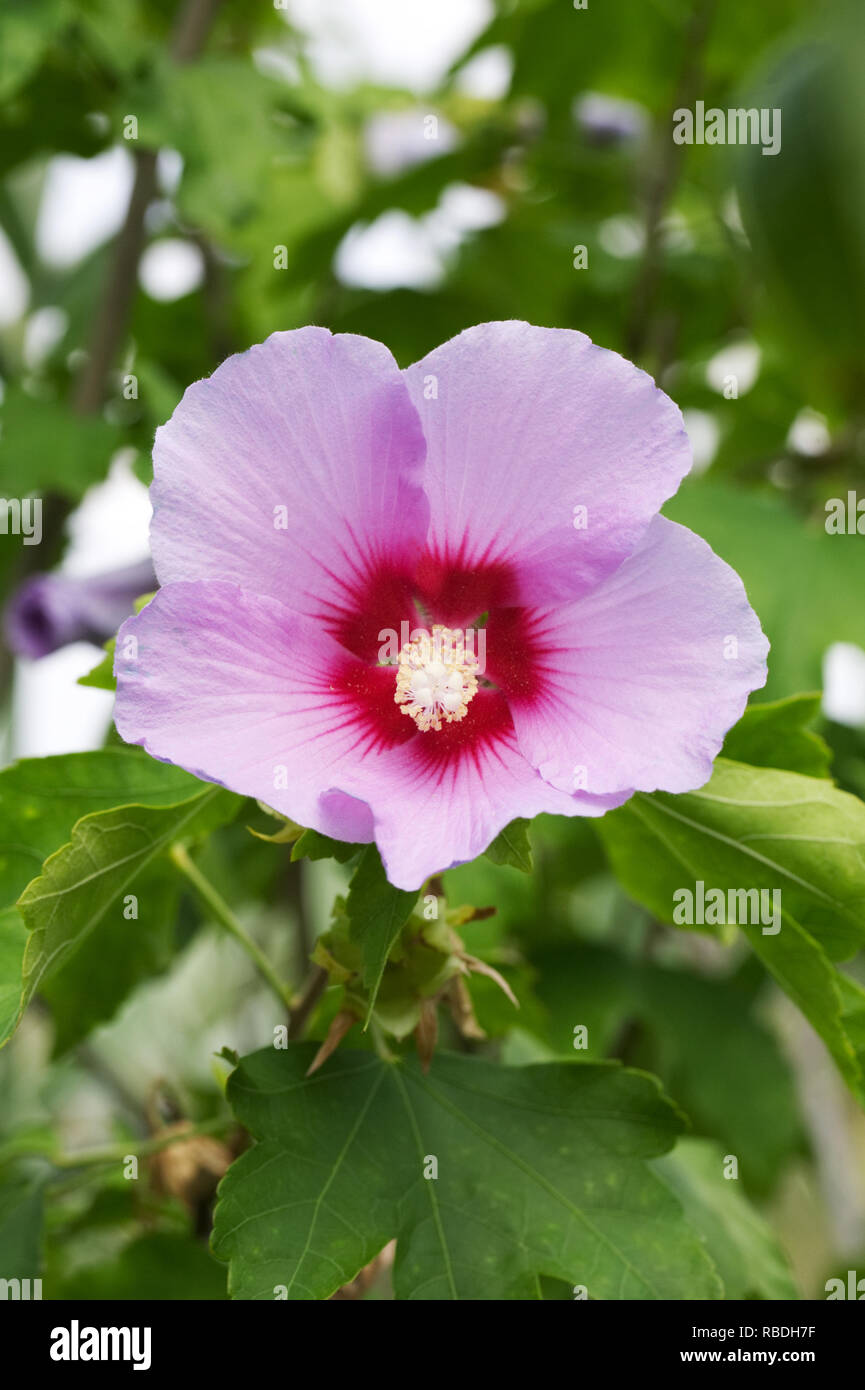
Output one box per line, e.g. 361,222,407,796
498,517,769,796
360,690,626,889
115,581,384,844
150,328,429,639
114,581,623,890
402,321,692,606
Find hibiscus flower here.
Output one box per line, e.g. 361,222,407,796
114,322,768,889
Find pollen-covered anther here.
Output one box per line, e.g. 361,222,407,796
394,625,480,732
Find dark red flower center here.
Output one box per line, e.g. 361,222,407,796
324,550,548,765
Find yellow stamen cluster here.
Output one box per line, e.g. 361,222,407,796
394,625,479,732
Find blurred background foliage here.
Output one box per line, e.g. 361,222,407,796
1,0,865,1300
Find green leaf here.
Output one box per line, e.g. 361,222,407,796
39,866,181,1053
13,785,238,1042
0,907,28,1045
599,758,865,1101
291,829,361,863
0,1170,43,1282
653,1139,798,1300
248,819,303,846
837,970,865,1066
531,945,803,1192
600,758,865,960
78,639,116,691
0,387,121,499
345,848,418,1022
212,1046,722,1301
722,694,832,779
0,751,221,1046
747,917,865,1103
531,944,633,1061
122,58,300,253
0,0,67,103
735,10,865,371
635,965,803,1193
0,749,210,907
484,819,533,873
50,1232,228,1301
468,0,688,113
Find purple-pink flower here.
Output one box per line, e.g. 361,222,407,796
113,322,768,889
5,558,156,660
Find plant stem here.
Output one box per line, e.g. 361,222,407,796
282,854,314,987
626,0,717,363
169,843,294,1011
73,0,224,414
49,1117,231,1171
286,965,329,1040
370,1019,397,1064
72,149,159,415
170,0,224,63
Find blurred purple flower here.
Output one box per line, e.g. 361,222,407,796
573,92,649,148
4,558,156,659
363,109,458,178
